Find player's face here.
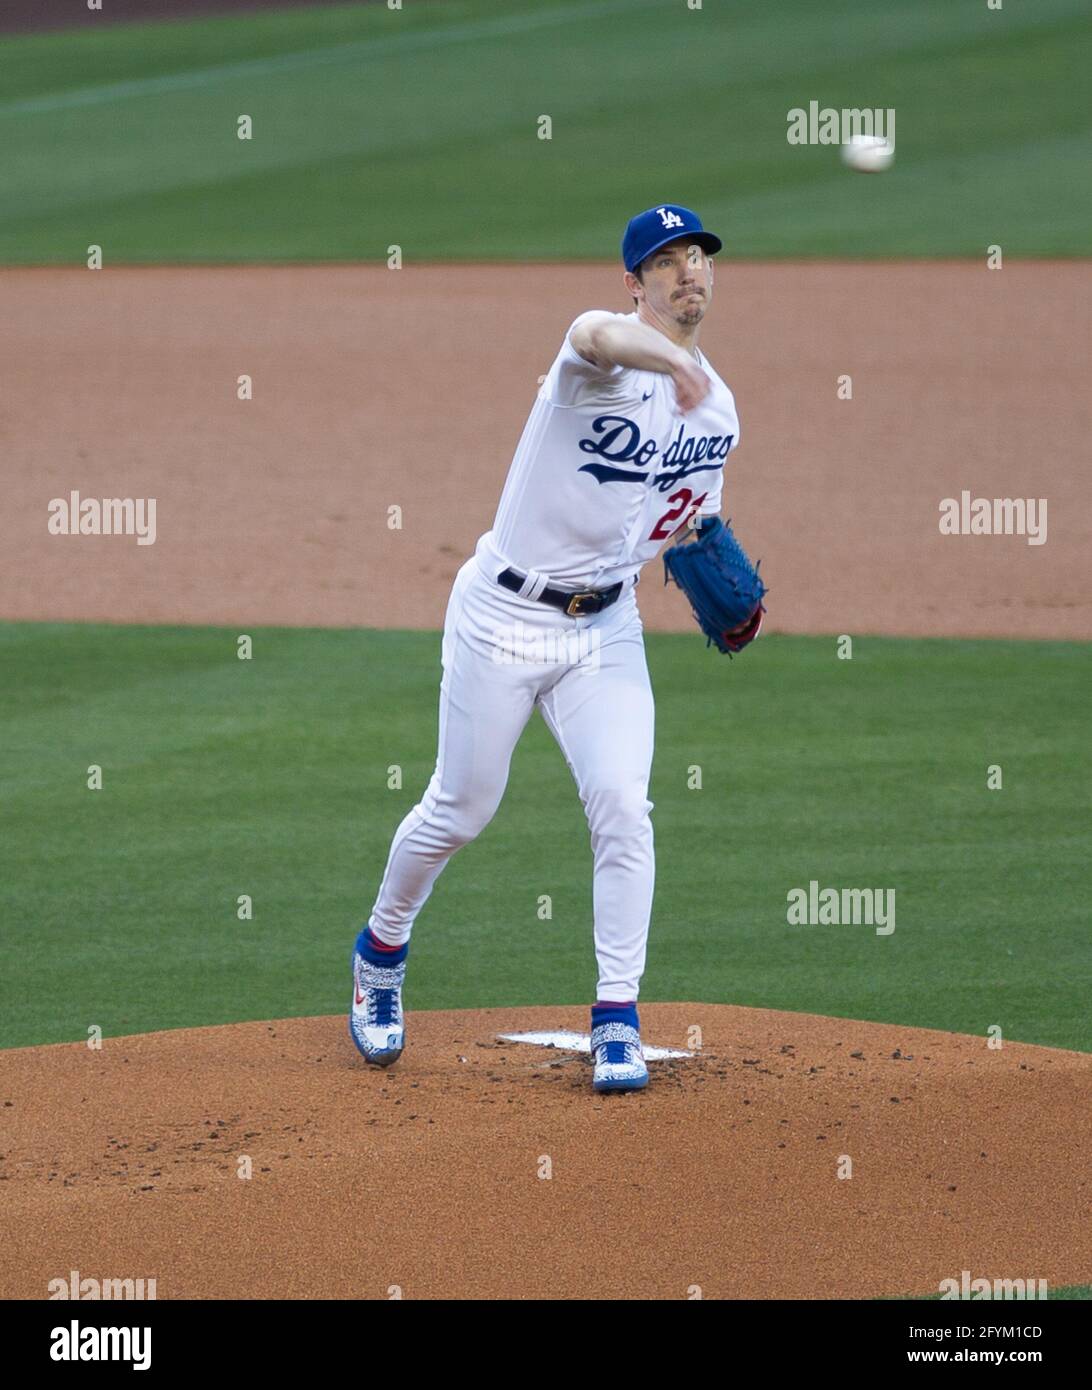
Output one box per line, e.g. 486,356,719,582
637,241,714,326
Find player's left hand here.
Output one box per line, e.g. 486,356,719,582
663,516,767,657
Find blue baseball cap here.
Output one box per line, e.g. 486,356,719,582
622,204,723,272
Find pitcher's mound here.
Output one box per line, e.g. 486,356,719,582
1,1003,1088,1299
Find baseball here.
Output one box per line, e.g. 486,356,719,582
841,133,895,173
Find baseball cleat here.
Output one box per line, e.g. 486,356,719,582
349,945,406,1067
591,1020,649,1093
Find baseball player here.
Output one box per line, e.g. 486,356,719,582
351,204,762,1092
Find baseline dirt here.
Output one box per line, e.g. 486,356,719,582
1,1005,1088,1299
4,263,1089,639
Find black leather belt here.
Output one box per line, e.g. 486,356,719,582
497,567,624,618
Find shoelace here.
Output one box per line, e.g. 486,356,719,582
369,989,398,1027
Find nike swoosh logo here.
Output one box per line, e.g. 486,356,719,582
642,390,653,400
354,966,365,1007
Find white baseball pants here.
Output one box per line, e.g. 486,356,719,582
367,555,655,1001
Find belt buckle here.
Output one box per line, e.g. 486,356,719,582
565,591,596,617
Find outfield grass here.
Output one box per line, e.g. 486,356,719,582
1,622,1087,1051
0,0,1089,262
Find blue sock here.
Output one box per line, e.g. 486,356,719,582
591,1001,638,1030
354,925,408,967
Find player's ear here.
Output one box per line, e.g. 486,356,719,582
623,269,643,302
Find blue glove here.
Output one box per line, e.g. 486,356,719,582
663,516,767,656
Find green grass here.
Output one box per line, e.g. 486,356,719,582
0,0,1089,262
1,623,1088,1051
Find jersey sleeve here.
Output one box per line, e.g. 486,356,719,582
542,311,638,408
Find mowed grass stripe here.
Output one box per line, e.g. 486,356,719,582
0,0,661,118
0,0,1088,258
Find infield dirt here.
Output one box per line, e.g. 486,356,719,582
4,262,1089,639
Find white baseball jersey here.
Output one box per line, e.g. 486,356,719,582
475,310,741,592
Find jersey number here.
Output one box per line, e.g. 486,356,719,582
649,488,708,541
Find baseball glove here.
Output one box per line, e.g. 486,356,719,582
662,515,766,656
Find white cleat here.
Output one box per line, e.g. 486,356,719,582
349,952,406,1067
591,1021,649,1093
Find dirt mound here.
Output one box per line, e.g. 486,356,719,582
1,1004,1088,1299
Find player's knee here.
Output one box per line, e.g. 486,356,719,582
584,784,653,841
445,809,492,847
431,788,504,848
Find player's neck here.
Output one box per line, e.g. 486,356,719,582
636,305,702,358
